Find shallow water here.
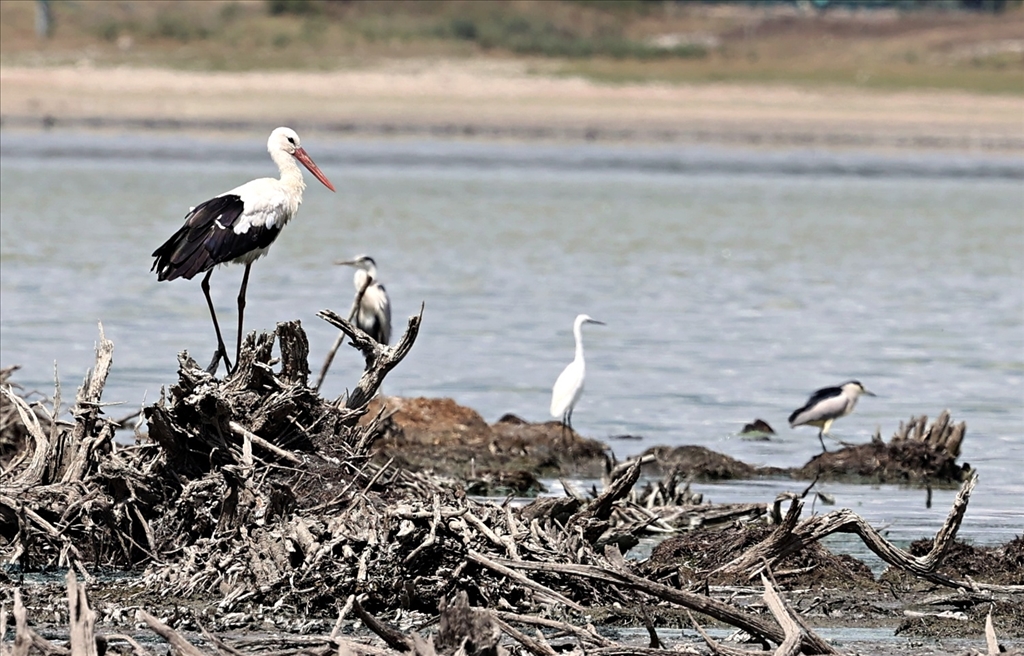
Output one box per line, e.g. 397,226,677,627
1,131,1021,544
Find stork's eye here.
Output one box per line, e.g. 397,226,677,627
287,136,296,145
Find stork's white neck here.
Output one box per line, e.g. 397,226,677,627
271,147,307,194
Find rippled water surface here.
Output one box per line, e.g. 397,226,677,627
1,131,1021,544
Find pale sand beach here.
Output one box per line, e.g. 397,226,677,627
2,60,1022,150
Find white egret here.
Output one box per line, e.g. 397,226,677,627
550,314,604,435
789,380,876,452
152,127,335,373
335,255,391,345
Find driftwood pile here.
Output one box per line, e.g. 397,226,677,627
2,315,1021,655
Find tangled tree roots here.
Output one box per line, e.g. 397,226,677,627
2,315,1021,655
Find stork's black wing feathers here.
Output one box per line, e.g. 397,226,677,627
788,385,843,424
152,195,280,281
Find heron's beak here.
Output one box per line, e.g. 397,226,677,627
294,147,336,192
335,260,357,267
590,320,607,326
864,389,877,397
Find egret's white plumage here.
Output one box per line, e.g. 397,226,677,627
550,314,604,433
336,255,392,345
152,127,335,373
789,380,876,452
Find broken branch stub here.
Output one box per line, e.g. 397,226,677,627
715,473,998,593
317,306,423,410
314,274,372,392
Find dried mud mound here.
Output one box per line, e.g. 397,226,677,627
797,411,972,485
639,444,775,480
912,535,1024,585
639,411,971,486
367,397,609,493
881,536,1024,590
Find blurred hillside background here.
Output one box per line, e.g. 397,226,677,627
1,0,1022,93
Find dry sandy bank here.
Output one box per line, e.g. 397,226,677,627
1,60,1022,151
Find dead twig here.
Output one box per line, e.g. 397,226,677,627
717,474,1023,594
490,615,557,656
351,597,412,652
314,276,372,392
467,550,585,612
136,610,212,656
317,305,423,410
66,570,98,656
985,607,1000,656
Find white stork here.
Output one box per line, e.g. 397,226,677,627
335,255,392,345
152,127,335,373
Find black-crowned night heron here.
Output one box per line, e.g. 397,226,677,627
788,380,876,452
550,314,605,434
335,255,392,345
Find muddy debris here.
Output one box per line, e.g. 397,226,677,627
638,444,780,480
643,521,880,592
883,536,1024,640
2,315,1022,655
0,365,52,471
795,411,973,485
365,398,609,494
906,535,1024,586
365,399,974,489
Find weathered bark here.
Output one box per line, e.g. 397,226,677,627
136,610,212,656
317,306,423,410
66,570,98,656
314,274,372,392
714,473,1024,594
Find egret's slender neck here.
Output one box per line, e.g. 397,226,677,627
271,148,306,193
573,320,586,362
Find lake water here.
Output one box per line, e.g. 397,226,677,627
1,131,1021,548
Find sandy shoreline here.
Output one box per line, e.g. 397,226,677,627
2,61,1022,151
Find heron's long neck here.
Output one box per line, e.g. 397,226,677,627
271,148,307,194
353,269,371,292
573,322,585,362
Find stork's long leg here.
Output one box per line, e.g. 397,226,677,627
818,429,828,453
201,270,232,374
235,262,253,371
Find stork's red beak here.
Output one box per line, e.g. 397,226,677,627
293,147,336,192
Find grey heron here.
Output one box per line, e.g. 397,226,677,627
550,314,604,435
335,255,391,345
788,380,876,452
152,127,335,374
